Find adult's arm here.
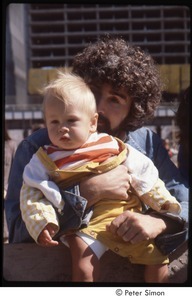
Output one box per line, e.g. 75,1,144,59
109,128,188,254
80,127,188,255
79,164,131,206
5,128,50,243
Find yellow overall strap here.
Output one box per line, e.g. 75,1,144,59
88,137,127,173
36,147,58,172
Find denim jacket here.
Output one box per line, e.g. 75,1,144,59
5,127,188,255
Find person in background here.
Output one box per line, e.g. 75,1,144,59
162,138,178,167
163,138,173,158
176,86,189,186
4,124,17,242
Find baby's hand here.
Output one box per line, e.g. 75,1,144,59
38,223,59,247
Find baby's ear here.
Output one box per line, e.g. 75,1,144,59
90,113,98,133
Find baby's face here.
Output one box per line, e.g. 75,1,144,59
45,97,97,150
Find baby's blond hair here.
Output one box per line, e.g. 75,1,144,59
42,70,97,117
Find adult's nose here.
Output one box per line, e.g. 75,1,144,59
97,97,105,114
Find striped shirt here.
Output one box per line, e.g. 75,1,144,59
43,132,120,169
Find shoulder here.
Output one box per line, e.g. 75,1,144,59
127,127,153,154
14,128,50,164
127,127,163,159
23,128,50,151
129,127,155,140
128,126,162,145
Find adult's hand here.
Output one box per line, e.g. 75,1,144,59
79,164,131,207
106,210,167,244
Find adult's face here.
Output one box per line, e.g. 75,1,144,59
91,83,132,137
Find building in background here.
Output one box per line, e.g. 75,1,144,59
5,4,190,144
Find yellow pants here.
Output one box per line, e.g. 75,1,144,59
81,194,169,265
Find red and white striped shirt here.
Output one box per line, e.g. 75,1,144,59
43,132,120,169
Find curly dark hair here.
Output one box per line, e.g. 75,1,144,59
72,36,163,131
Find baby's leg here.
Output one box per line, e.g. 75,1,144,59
66,234,100,282
144,264,169,283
